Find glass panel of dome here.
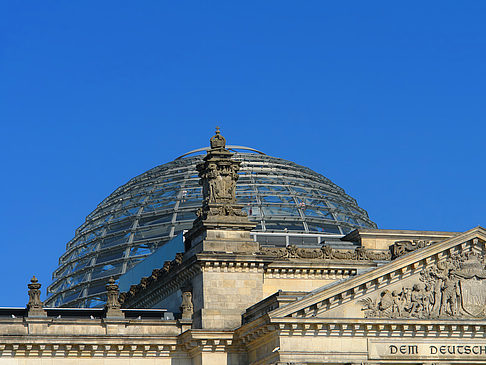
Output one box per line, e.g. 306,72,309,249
176,211,197,221
49,280,68,294
86,295,107,308
291,187,316,196
143,200,176,212
107,220,133,234
54,264,72,278
134,224,171,241
236,185,254,193
110,207,140,222
126,257,144,271
85,228,104,242
96,249,126,264
236,196,258,205
345,216,358,225
253,177,274,184
261,206,300,217
61,249,78,263
149,189,178,200
183,187,201,195
244,206,261,217
264,185,289,193
63,287,83,303
67,272,88,286
303,208,333,219
261,195,294,204
334,212,350,223
76,242,96,257
179,199,202,209
340,226,353,234
73,258,91,272
91,264,121,279
264,221,304,231
88,283,106,295
139,216,172,227
89,215,111,229
100,232,131,249
307,222,342,234
356,219,370,227
129,244,154,257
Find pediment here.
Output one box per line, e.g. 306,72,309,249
269,227,486,320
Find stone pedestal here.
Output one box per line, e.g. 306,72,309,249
185,226,258,255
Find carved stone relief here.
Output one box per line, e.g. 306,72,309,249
360,251,486,319
390,240,434,259
258,244,391,261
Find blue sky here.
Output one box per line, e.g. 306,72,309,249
0,1,485,306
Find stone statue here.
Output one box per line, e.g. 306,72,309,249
180,290,194,320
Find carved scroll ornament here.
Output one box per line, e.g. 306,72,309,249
360,251,486,319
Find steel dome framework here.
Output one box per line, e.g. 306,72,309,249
46,147,377,308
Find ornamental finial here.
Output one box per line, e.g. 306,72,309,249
210,126,226,149
105,277,124,318
27,275,46,317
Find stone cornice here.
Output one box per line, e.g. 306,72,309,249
236,315,486,346
343,228,459,243
178,329,237,354
0,337,178,357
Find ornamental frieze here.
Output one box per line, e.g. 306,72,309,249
258,244,391,261
360,251,486,319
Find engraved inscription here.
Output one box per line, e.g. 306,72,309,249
369,340,486,360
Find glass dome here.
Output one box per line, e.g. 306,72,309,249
46,147,377,308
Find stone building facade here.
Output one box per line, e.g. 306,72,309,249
1,131,484,364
